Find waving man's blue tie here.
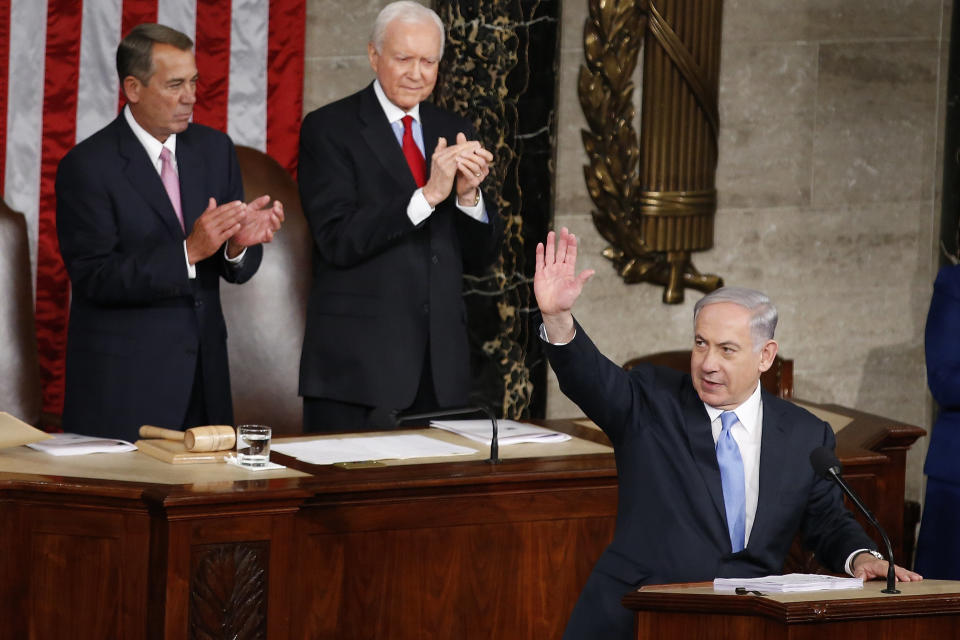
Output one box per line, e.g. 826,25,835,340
718,411,746,552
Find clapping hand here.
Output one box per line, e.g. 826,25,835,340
186,198,247,264
451,132,492,204
226,194,284,256
422,134,493,207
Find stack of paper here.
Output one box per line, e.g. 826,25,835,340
272,434,477,466
430,419,571,445
26,433,137,456
713,573,864,593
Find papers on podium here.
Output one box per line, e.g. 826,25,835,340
272,434,477,466
26,432,137,456
430,419,571,445
713,573,864,593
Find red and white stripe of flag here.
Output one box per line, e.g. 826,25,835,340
0,0,305,418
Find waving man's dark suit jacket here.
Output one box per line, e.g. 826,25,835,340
298,83,500,411
546,322,874,639
56,114,261,443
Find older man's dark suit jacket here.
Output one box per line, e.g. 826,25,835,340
56,114,261,443
297,83,501,412
546,321,875,639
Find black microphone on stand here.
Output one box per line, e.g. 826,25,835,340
368,405,501,464
809,446,899,594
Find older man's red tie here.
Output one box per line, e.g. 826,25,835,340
401,115,427,187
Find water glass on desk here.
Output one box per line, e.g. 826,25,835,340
236,425,271,467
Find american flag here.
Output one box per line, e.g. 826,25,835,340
0,0,305,417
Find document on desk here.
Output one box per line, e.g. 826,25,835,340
272,434,477,466
713,573,864,593
26,432,137,456
430,419,571,445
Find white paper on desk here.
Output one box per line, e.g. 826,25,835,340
272,434,477,465
26,432,137,456
713,573,864,593
224,455,286,471
430,419,571,445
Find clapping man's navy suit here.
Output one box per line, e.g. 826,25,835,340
56,24,283,443
533,228,922,639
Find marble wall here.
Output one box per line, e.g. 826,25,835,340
303,0,951,503
553,0,951,505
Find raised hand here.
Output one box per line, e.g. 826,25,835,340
534,228,594,343
186,198,246,264
227,194,284,255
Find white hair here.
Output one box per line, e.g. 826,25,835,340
370,1,445,56
693,286,778,351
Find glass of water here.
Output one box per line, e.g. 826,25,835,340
236,424,271,467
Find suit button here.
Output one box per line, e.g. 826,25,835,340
431,255,439,264
195,299,203,307
422,303,429,314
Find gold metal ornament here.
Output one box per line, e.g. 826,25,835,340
579,0,725,303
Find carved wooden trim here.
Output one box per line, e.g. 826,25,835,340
189,541,268,639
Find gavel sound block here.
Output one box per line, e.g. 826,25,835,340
136,425,236,464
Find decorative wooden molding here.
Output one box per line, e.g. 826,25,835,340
190,542,268,639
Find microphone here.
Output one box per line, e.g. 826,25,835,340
809,446,899,594
369,405,501,464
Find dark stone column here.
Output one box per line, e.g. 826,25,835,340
434,0,560,418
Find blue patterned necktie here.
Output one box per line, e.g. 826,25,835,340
717,411,746,552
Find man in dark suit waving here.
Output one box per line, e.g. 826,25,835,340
298,1,501,431
56,24,283,443
534,228,921,639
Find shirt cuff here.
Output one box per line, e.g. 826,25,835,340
224,243,246,266
456,191,488,223
183,241,196,279
844,548,872,576
538,322,575,346
407,188,434,225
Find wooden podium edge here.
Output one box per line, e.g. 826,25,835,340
623,582,960,624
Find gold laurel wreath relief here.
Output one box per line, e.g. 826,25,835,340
579,0,725,303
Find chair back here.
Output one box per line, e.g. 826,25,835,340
221,147,311,435
623,350,794,399
0,201,42,424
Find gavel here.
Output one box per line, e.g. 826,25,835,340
138,425,236,452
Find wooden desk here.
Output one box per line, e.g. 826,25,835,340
623,580,960,639
0,424,616,640
0,408,923,639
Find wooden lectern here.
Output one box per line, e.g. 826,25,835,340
623,580,960,639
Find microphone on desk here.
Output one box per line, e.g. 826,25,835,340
368,405,501,464
809,446,899,594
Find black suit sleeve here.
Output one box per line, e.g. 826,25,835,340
451,122,501,274
800,424,877,572
216,141,261,285
544,319,647,447
298,109,421,268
